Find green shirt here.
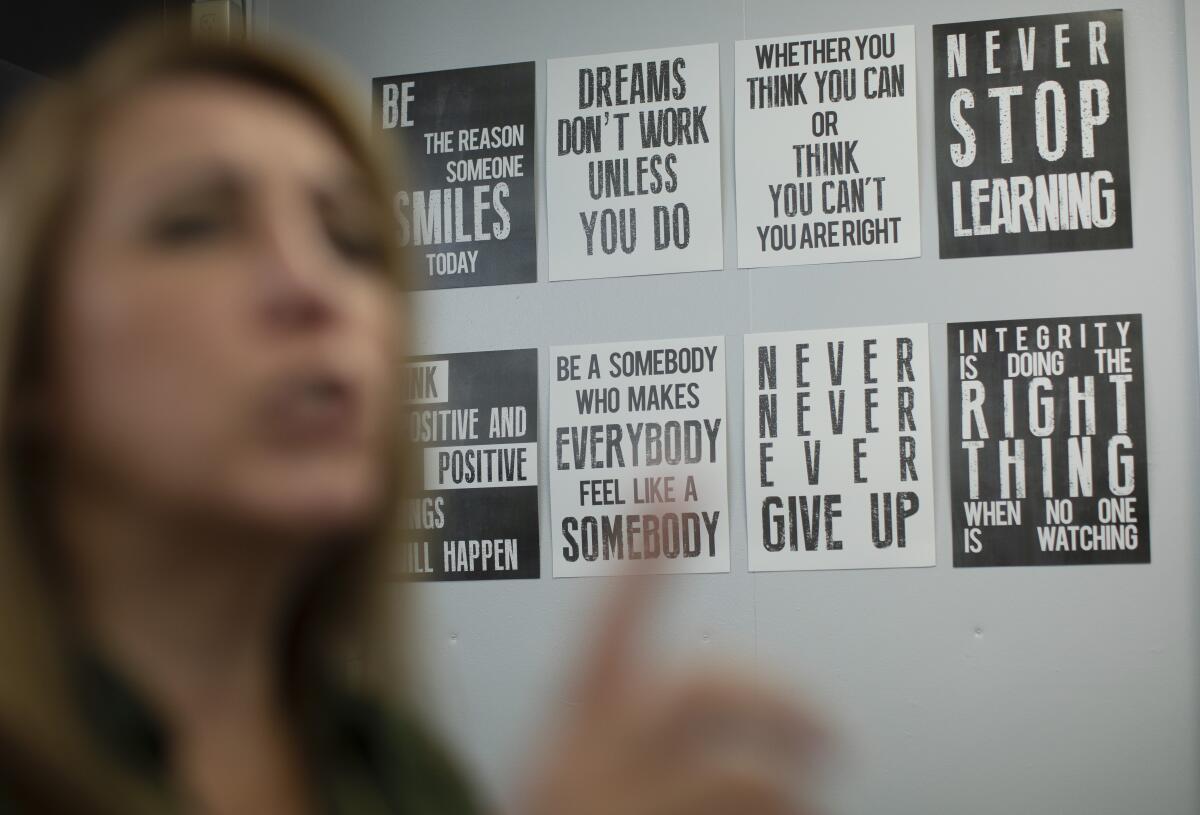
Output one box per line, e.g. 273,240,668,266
0,651,480,815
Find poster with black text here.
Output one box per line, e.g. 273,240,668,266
933,10,1131,258
373,62,536,289
402,349,540,580
546,44,724,281
550,337,730,577
745,325,936,571
949,315,1149,567
735,26,922,267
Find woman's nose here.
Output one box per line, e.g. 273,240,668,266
253,208,341,334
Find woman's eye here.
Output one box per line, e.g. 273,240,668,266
147,210,230,246
326,220,387,267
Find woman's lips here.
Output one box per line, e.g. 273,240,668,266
259,369,362,447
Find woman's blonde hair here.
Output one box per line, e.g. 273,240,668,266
0,17,408,813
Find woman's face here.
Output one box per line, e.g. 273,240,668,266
46,75,401,541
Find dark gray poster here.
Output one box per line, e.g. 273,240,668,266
933,10,1131,258
373,62,536,289
402,349,540,581
949,315,1149,567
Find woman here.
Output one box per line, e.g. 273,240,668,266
0,19,822,815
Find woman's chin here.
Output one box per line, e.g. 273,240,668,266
227,470,387,540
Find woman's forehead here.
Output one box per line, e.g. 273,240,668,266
87,74,359,189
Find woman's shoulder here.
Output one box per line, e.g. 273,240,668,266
314,683,482,815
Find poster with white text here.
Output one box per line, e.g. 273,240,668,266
550,337,730,577
933,10,1132,257
745,325,936,571
949,315,1150,566
735,26,922,268
373,63,537,289
546,44,724,281
401,349,540,580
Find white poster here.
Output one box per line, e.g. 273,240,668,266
744,324,936,571
735,26,921,268
546,43,724,281
551,336,730,577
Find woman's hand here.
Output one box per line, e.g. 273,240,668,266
519,574,829,815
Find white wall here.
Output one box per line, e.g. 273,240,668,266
262,1,1200,813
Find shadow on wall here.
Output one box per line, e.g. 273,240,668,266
0,59,44,122
0,0,194,121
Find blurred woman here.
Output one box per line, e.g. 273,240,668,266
0,19,822,815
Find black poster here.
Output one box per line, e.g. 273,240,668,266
402,349,540,581
372,63,537,290
949,315,1149,567
933,10,1131,258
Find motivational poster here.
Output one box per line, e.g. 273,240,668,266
949,315,1149,566
373,62,537,289
745,325,936,571
402,349,540,580
546,44,724,281
550,337,730,577
933,10,1132,258
735,26,922,267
